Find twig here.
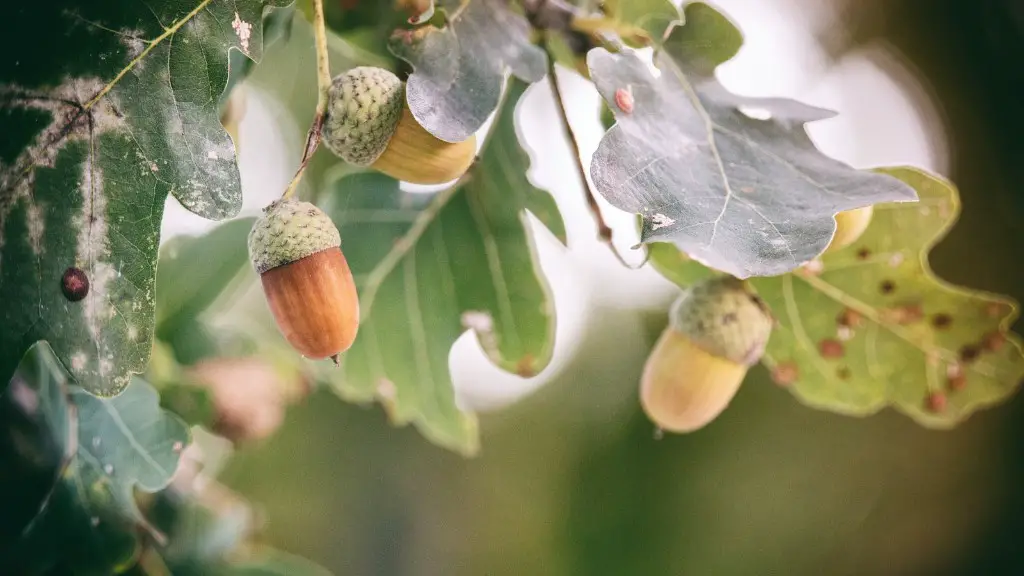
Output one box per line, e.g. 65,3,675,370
541,34,640,268
282,0,333,199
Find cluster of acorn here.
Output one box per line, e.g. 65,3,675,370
247,67,476,363
640,206,873,432
245,65,877,431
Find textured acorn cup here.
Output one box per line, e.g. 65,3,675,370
248,199,359,361
640,277,773,433
826,205,874,252
321,66,476,185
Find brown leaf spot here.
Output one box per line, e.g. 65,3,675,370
881,303,923,325
926,392,948,413
879,280,896,295
959,344,981,364
516,354,538,377
614,87,634,114
855,247,872,260
836,366,852,380
819,339,844,359
982,331,1007,353
770,362,799,386
948,372,967,391
61,267,89,302
931,313,953,330
836,308,864,328
985,302,1006,319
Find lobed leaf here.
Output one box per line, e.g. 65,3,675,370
651,168,1024,427
389,0,547,142
1,341,189,574
0,0,288,397
320,79,563,454
587,2,917,279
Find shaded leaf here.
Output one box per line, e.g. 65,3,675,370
587,2,917,279
321,79,562,454
650,168,1024,427
214,549,333,576
389,0,547,142
0,0,288,396
577,0,681,45
2,342,189,574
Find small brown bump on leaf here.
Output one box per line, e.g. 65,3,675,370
931,313,953,330
855,247,871,260
836,366,852,380
985,302,1005,318
879,280,896,295
948,372,967,391
926,392,948,413
771,362,799,386
960,344,981,364
982,331,1007,353
61,267,89,302
819,338,845,359
836,308,864,328
614,86,634,114
516,354,538,377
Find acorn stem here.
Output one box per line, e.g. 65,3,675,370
281,0,333,200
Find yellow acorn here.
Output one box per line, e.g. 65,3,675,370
321,66,476,184
640,277,773,433
826,205,874,252
248,198,359,363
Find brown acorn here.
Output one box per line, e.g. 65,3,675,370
321,66,476,185
640,277,773,433
826,205,874,253
248,198,359,362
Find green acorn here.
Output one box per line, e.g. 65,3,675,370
248,198,359,362
640,277,773,433
321,66,476,184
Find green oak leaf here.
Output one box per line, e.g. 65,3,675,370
389,0,547,142
579,0,681,46
320,79,564,454
651,168,1024,427
2,342,189,574
0,0,288,397
587,2,917,279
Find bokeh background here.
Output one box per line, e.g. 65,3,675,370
160,0,1024,573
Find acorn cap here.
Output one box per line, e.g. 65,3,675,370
322,67,405,166
669,276,773,366
248,198,341,274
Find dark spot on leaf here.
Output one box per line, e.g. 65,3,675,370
721,312,738,325
931,313,953,330
836,308,863,328
61,267,89,302
960,344,981,364
879,280,896,295
770,362,798,386
856,247,871,260
836,366,851,380
819,339,844,359
982,331,1006,353
926,392,947,413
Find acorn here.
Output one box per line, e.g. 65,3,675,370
248,198,359,362
826,206,874,252
321,66,476,184
640,277,773,433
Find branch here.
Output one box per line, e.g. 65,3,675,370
282,0,333,200
541,34,641,267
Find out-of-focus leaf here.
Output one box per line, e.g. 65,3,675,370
320,79,562,454
651,168,1024,427
215,550,333,576
576,0,681,45
587,2,916,279
0,0,289,396
2,342,188,574
389,0,547,142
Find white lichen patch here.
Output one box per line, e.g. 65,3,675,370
127,325,138,340
461,310,494,333
207,150,218,160
232,13,252,53
74,160,117,342
0,77,126,273
71,351,88,371
119,28,147,63
26,202,45,255
650,213,675,230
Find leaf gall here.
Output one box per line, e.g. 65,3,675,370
61,267,89,302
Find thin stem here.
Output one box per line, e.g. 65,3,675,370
542,35,640,268
282,0,333,200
